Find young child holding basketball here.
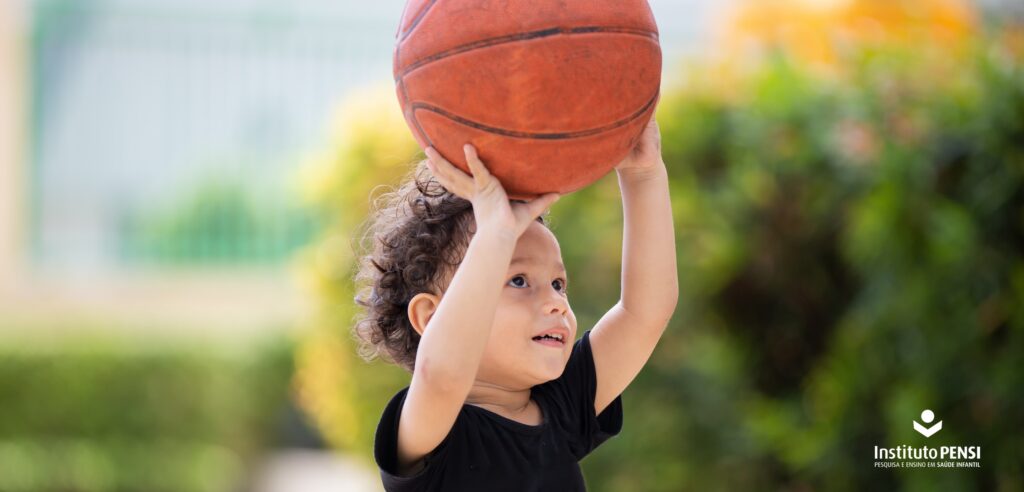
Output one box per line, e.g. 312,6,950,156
352,113,677,491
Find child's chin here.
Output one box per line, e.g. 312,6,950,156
532,358,567,380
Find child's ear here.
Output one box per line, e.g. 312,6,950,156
408,292,440,337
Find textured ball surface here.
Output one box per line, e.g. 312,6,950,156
394,0,662,200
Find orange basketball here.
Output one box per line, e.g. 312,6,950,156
393,0,662,200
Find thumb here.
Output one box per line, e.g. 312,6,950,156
525,192,560,219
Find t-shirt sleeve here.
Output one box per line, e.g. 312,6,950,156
373,386,453,491
534,329,624,460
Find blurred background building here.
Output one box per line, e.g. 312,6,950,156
0,0,744,330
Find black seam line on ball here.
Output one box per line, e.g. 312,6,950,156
397,77,436,149
398,0,439,43
412,109,434,149
410,90,658,140
394,26,660,82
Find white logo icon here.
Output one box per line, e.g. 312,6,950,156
913,409,943,437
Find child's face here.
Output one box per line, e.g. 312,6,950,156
476,220,576,389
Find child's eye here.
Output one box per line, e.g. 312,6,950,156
553,278,568,294
508,275,527,288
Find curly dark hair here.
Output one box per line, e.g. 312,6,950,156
351,157,551,373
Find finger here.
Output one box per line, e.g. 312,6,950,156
522,193,560,219
425,147,474,196
462,144,494,189
425,160,473,202
425,147,471,186
423,156,461,196
646,114,658,130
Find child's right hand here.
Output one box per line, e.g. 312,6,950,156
424,143,560,239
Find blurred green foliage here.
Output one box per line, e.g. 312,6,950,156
291,84,428,459
583,35,1023,491
0,334,296,492
117,173,320,265
295,28,1023,492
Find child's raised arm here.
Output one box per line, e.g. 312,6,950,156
590,114,680,416
393,144,559,476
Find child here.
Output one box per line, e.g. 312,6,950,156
353,113,678,491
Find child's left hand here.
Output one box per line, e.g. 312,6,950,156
614,114,664,177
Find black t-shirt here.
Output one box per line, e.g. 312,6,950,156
374,329,624,491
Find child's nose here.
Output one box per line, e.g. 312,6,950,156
542,290,569,315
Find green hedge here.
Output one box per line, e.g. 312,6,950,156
0,334,296,492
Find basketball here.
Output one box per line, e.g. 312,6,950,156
393,0,662,200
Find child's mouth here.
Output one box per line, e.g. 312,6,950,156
532,335,564,348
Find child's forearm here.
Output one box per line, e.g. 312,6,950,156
414,227,516,392
617,165,679,325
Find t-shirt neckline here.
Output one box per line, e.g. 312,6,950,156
464,392,548,433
